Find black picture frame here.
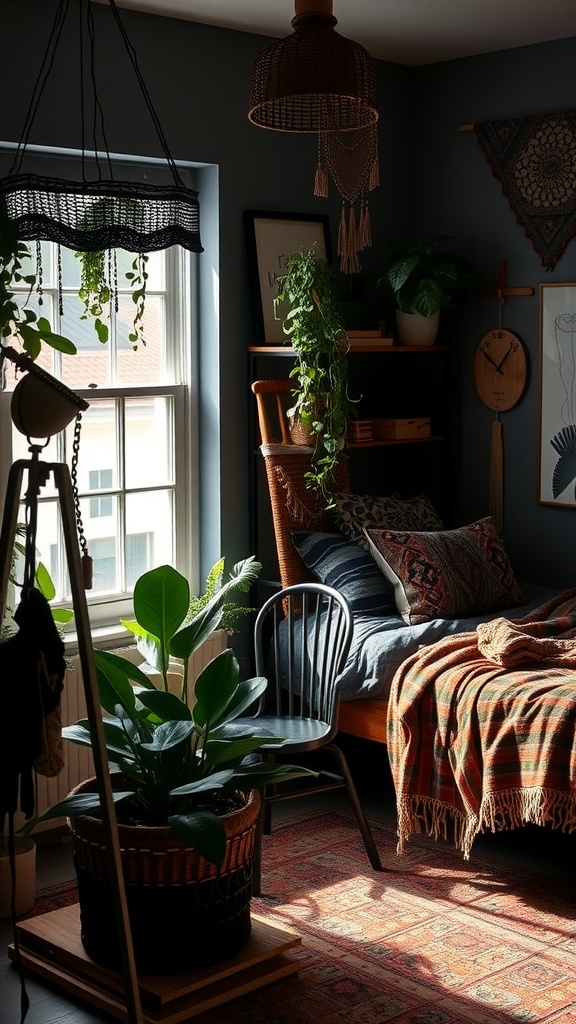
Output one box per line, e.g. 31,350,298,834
244,210,332,345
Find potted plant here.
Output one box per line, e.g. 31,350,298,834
274,243,352,502
378,235,478,346
24,556,314,972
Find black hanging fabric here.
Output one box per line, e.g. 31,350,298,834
0,587,65,826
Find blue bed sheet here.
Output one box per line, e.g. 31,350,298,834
338,582,560,701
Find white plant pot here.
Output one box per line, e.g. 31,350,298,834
0,837,36,918
396,309,440,347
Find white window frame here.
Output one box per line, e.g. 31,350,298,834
0,154,199,643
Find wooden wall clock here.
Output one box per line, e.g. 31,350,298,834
473,329,528,411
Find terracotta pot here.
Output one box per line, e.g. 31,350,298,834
395,309,440,347
67,778,260,972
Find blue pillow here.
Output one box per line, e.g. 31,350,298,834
291,532,396,616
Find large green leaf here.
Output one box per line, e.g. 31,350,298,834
20,790,134,836
137,689,192,723
168,810,226,866
140,720,195,752
94,651,140,716
169,770,234,796
204,734,283,766
193,649,238,729
212,676,267,724
229,762,317,787
133,565,189,654
169,607,222,661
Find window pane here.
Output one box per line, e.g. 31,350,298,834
116,294,164,384
69,400,119,491
82,495,120,595
32,500,63,598
126,490,173,577
125,396,173,489
60,292,112,388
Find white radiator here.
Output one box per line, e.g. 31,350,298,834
16,630,228,833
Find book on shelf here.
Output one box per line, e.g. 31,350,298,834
348,419,374,442
346,331,394,347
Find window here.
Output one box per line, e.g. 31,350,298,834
1,235,196,632
89,470,113,519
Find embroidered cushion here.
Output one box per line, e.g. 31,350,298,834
331,492,443,550
365,517,528,625
291,532,396,616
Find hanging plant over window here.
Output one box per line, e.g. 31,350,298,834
75,249,149,349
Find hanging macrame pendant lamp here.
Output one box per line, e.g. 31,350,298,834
248,0,379,273
0,0,202,256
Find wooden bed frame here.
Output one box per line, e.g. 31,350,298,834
252,379,388,745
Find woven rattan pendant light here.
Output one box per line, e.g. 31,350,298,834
248,0,379,273
0,0,202,256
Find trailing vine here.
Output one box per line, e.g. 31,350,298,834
75,249,149,349
275,244,354,503
76,249,110,344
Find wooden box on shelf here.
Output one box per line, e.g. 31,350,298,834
372,417,431,440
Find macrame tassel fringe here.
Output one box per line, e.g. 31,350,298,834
368,153,380,191
358,200,371,250
314,163,329,198
338,204,361,274
490,417,504,533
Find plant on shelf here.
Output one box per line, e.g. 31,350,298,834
23,556,315,970
274,243,353,502
378,235,478,346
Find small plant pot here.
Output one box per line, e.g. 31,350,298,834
67,779,260,973
0,837,36,918
396,309,440,347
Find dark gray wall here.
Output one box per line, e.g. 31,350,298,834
409,38,576,587
2,1,575,589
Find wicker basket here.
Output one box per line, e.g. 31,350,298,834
67,778,260,972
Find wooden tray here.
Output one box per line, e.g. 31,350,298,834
10,903,301,1022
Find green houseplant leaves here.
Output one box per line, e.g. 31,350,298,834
24,558,315,866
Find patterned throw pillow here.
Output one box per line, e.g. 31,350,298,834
331,492,443,551
365,517,528,625
291,532,397,616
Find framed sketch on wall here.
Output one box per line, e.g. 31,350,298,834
539,282,576,507
244,210,332,345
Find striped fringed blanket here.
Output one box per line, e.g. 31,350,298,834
387,589,576,858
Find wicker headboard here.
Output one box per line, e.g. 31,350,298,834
252,379,351,588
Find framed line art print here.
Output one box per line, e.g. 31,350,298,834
245,210,332,345
538,282,576,507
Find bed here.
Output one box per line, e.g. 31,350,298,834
252,379,576,852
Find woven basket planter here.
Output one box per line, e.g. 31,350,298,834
67,777,260,973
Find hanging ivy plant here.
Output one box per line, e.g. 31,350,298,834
76,250,110,344
75,249,149,349
125,252,149,349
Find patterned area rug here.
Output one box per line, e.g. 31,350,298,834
30,807,576,1024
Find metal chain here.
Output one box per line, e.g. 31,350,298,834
71,411,93,590
71,411,88,559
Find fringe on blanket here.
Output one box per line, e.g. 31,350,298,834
397,787,576,859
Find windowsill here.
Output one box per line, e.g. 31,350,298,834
63,623,135,658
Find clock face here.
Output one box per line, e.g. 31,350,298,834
474,329,528,412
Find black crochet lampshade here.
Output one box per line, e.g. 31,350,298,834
1,0,202,255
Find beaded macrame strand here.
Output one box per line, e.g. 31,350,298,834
314,122,379,273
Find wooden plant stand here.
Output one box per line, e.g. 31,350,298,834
10,904,301,1022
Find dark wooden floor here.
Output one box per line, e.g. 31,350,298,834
1,735,574,1024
